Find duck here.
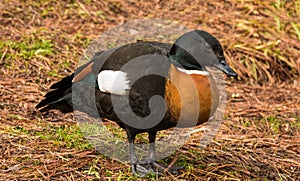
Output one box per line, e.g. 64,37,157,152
36,30,237,176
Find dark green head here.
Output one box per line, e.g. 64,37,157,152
168,30,237,78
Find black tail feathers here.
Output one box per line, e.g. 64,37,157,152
50,73,74,89
36,55,100,114
36,74,74,113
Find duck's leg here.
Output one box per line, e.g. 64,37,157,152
146,131,157,164
146,131,166,172
145,131,182,174
127,131,150,177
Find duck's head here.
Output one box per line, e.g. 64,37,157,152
168,30,238,78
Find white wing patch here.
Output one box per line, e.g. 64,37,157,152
97,70,130,95
177,67,210,75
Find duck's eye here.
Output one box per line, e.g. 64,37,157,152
220,60,227,66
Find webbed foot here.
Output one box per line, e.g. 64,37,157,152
143,161,182,175
132,163,155,177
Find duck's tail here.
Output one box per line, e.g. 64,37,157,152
35,74,74,113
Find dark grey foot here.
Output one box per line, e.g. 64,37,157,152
131,163,153,177
144,162,182,175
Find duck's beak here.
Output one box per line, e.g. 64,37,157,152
216,62,238,78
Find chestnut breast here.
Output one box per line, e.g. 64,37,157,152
164,64,217,127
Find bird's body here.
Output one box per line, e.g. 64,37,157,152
36,30,237,176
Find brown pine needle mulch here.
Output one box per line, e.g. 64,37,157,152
1,0,299,180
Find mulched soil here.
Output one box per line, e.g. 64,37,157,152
0,0,299,180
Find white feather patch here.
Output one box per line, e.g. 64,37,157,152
177,67,210,75
97,70,130,95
